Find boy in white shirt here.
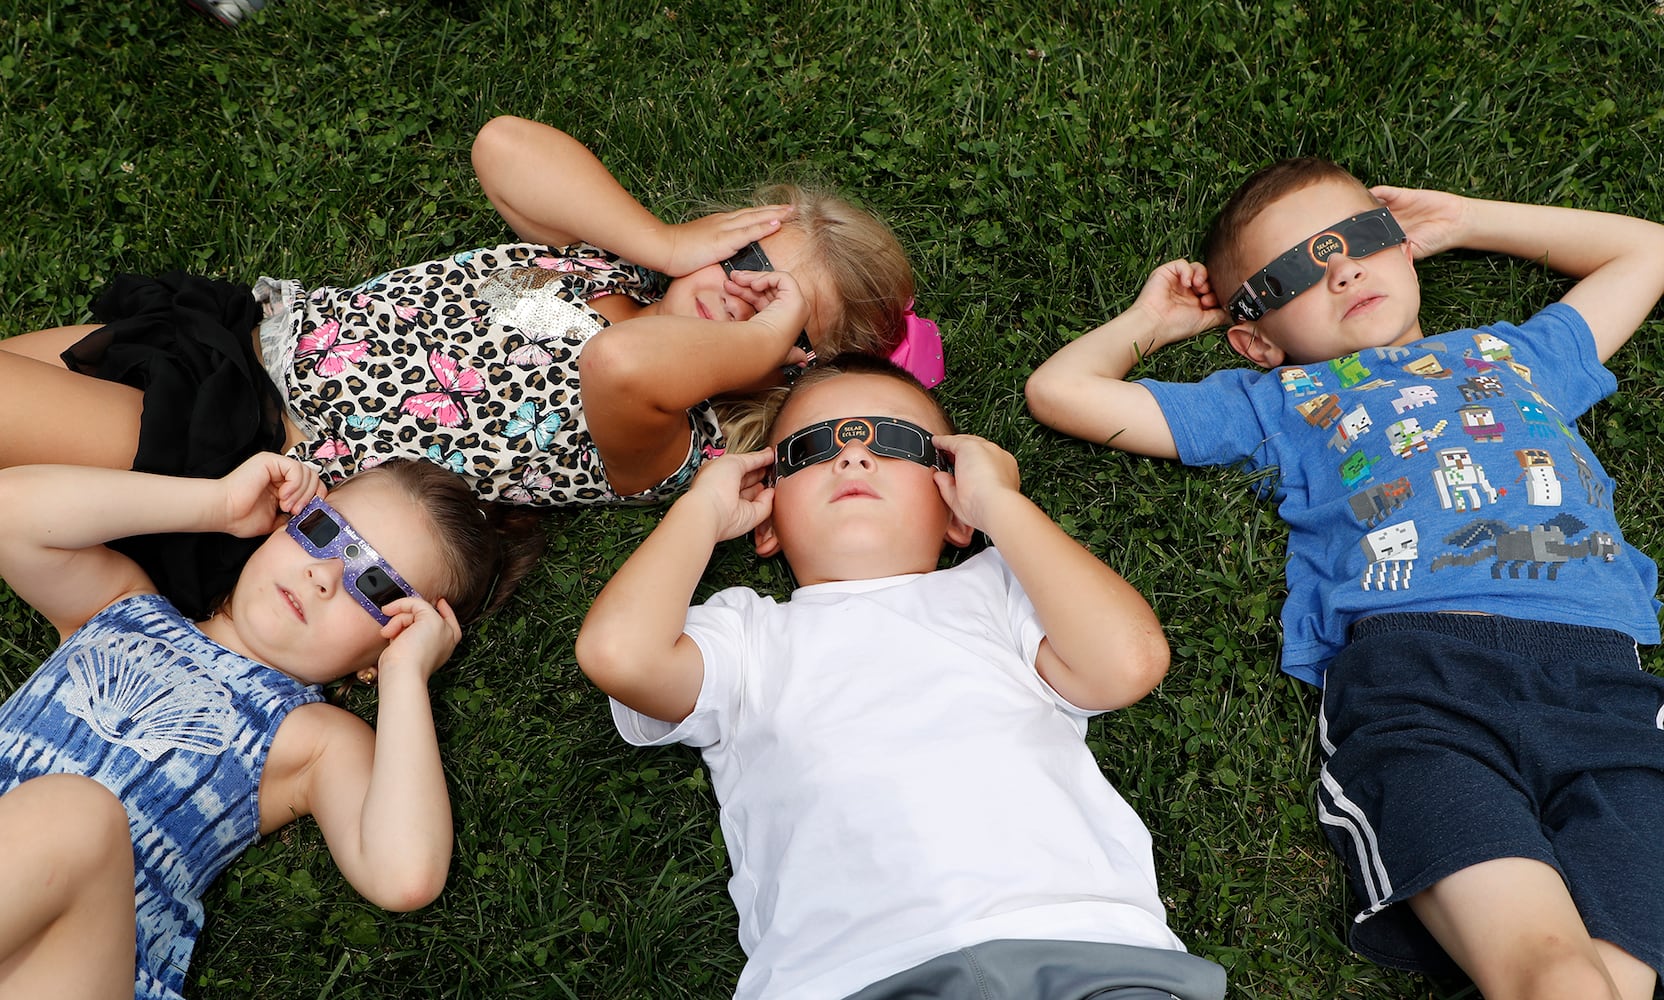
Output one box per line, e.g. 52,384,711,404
577,353,1225,1000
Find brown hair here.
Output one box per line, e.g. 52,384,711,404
1201,158,1370,293
346,459,546,625
761,352,956,445
712,184,917,451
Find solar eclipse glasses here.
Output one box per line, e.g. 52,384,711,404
1226,207,1407,322
772,415,950,481
286,496,421,625
719,240,816,384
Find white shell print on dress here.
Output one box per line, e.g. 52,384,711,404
63,636,235,761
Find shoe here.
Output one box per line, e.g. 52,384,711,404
182,0,270,27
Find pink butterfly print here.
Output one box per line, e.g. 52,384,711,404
353,293,372,309
296,320,371,377
533,255,611,272
394,303,420,320
501,465,555,504
311,437,352,461
400,349,486,427
701,444,726,461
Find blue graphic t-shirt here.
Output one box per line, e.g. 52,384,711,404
1142,304,1661,685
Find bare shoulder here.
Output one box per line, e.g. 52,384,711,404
259,701,373,834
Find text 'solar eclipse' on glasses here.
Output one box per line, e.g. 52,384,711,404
1227,207,1408,322
773,415,951,481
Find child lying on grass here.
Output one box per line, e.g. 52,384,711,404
578,353,1226,1000
1028,157,1664,999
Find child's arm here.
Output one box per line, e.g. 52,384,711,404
582,270,811,495
1374,186,1664,362
280,597,462,912
575,448,777,723
0,455,321,637
932,435,1169,711
471,115,790,276
1025,260,1228,459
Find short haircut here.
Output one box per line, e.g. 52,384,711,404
762,352,956,444
1201,158,1370,295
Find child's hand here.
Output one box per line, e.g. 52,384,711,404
218,453,326,538
1371,186,1472,260
1129,260,1229,343
375,596,463,684
662,206,793,277
725,269,814,368
683,448,776,541
930,434,1021,531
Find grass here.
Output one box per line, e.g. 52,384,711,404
4,0,1664,996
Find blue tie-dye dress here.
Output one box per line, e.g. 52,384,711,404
0,594,323,999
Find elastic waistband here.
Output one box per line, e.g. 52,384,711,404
1349,612,1638,667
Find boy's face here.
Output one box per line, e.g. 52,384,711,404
1225,177,1423,368
755,372,972,586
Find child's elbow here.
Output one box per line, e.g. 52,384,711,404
1103,627,1170,707
1024,367,1066,427
576,331,681,417
373,869,448,913
574,625,638,693
472,114,528,158
1129,631,1171,696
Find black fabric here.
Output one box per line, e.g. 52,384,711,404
65,272,287,619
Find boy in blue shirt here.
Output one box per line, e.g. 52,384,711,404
1027,158,1664,1000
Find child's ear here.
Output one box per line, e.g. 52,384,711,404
1401,241,1419,270
944,511,976,549
1226,322,1285,368
752,518,781,558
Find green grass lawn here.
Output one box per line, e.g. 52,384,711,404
4,1,1664,996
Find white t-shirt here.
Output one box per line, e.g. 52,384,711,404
611,548,1186,1000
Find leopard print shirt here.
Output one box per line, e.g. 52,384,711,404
254,242,725,505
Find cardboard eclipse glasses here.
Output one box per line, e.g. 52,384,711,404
285,496,421,625
1226,206,1407,322
773,415,951,482
719,240,816,383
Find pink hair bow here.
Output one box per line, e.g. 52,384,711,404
889,301,945,388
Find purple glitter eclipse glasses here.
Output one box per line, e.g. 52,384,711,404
1226,206,1408,322
285,496,421,625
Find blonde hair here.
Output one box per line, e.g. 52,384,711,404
712,183,916,452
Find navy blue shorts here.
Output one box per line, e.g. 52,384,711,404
1316,612,1664,977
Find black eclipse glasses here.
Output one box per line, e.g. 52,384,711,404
772,415,951,482
1226,207,1407,322
285,496,421,625
720,240,816,383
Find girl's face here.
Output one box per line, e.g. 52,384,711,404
214,476,450,684
654,228,840,348
754,373,970,586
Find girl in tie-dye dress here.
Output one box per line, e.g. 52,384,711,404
0,452,543,997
